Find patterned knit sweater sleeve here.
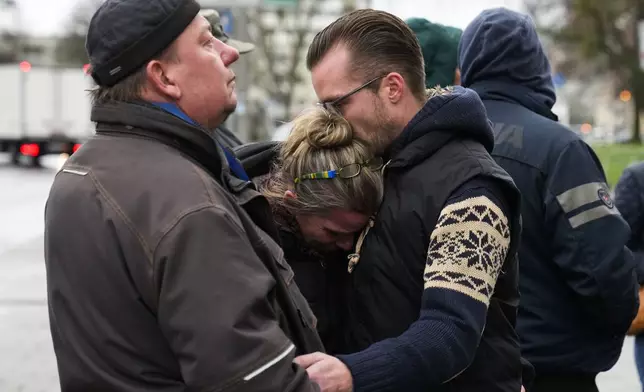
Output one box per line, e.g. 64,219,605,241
337,177,512,391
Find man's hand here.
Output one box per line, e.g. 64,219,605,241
294,352,353,392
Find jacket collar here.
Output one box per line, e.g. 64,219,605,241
92,100,283,243
150,102,250,182
92,100,249,191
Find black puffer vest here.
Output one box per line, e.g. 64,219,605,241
342,87,524,391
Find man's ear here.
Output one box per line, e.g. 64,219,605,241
382,72,405,104
146,60,181,100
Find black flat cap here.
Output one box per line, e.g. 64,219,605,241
86,0,201,87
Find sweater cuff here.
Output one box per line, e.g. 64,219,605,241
337,347,397,392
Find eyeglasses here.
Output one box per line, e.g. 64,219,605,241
294,156,384,184
318,74,387,112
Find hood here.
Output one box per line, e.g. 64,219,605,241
406,17,462,88
458,8,557,118
387,85,494,168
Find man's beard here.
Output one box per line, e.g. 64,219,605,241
367,97,398,155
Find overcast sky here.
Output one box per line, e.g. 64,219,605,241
18,0,77,35
16,0,525,36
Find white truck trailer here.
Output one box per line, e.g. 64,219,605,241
0,62,94,166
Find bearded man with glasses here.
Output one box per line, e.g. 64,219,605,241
289,9,527,392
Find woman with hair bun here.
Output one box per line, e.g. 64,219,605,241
259,107,384,354
263,107,383,248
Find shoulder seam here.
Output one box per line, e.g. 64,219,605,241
191,163,218,205
87,170,154,265
152,204,246,261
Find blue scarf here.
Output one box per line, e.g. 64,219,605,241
152,102,249,181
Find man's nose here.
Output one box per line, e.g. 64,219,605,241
221,43,239,66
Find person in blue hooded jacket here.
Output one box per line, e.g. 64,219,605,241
614,162,644,388
458,8,640,392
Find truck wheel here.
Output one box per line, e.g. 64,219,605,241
10,149,20,166
30,155,41,168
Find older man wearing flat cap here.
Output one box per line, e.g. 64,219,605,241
44,0,323,391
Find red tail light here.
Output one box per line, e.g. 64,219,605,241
72,143,81,153
19,143,40,157
19,61,31,72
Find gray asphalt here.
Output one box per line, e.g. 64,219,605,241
0,153,640,391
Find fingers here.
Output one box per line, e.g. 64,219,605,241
305,360,328,386
293,352,328,369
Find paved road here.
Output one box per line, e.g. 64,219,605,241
0,156,62,391
0,153,641,391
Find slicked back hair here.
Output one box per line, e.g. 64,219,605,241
307,9,427,102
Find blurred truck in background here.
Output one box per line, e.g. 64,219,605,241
0,62,94,167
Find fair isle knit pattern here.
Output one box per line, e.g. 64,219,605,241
424,195,510,306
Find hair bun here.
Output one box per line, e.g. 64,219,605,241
280,107,356,160
302,108,354,150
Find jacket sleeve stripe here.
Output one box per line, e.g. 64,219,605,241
568,204,621,228
243,343,295,381
61,168,89,176
556,182,608,213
